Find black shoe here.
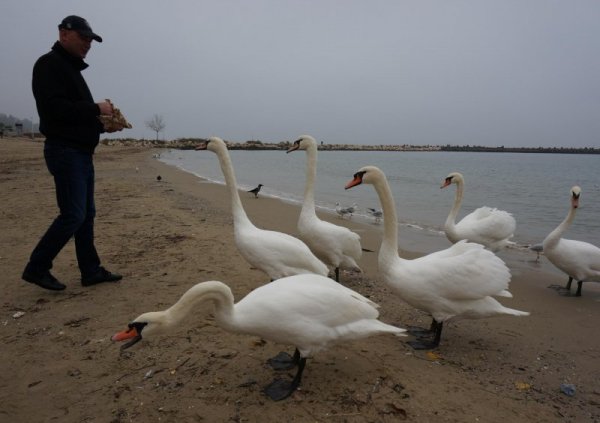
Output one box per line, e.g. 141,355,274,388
22,270,66,291
81,267,122,286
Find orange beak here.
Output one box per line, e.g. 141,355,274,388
112,326,139,342
195,142,208,150
345,176,362,190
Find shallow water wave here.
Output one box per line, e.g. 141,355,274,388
160,149,600,249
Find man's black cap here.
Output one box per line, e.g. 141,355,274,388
58,15,102,43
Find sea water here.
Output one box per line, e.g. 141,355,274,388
159,149,600,250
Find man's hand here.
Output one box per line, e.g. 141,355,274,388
98,99,132,132
97,100,113,116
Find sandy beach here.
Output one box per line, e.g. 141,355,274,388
1,137,598,423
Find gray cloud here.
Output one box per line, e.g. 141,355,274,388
2,0,599,147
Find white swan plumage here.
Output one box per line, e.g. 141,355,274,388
542,186,600,296
441,172,516,251
345,166,528,349
287,135,362,281
196,137,328,280
112,274,405,400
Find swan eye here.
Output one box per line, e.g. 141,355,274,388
446,177,452,183
354,170,366,179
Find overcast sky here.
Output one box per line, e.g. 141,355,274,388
2,1,599,147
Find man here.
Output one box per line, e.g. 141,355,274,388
22,15,122,291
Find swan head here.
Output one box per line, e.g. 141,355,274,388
344,165,385,189
571,186,581,209
286,135,316,153
441,172,464,189
111,311,168,350
195,136,227,152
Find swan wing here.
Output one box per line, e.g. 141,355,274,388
397,241,512,300
234,275,405,353
299,215,362,267
455,207,516,242
235,225,328,277
243,276,380,319
545,238,600,281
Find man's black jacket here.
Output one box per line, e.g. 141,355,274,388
32,42,104,153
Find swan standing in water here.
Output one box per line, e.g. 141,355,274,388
345,166,528,349
441,172,516,251
112,274,406,401
542,186,600,297
287,135,362,281
196,138,328,280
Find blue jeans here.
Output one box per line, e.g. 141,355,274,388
26,144,101,278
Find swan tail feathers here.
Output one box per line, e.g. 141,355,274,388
497,290,513,298
503,308,530,317
342,320,407,338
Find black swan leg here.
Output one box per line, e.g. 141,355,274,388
406,326,430,337
565,276,573,290
549,277,574,296
267,348,300,370
263,357,307,401
575,280,583,297
335,267,340,282
407,318,438,338
407,321,443,350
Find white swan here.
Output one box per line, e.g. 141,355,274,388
441,172,516,251
196,137,328,280
112,274,406,401
542,186,600,297
287,135,362,281
345,166,529,349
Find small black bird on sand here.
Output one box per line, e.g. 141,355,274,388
156,175,162,181
248,184,264,198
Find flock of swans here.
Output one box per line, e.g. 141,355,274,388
344,165,528,349
113,135,600,401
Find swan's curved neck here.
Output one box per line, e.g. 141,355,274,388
544,205,577,248
163,281,235,327
374,176,402,263
300,146,317,215
214,147,250,224
445,181,464,229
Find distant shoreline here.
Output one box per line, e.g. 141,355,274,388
99,137,600,154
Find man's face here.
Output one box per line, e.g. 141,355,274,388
59,29,93,59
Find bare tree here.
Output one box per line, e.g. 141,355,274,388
145,114,166,140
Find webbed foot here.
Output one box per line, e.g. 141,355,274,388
406,325,433,338
263,378,297,401
267,352,296,370
407,339,440,350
